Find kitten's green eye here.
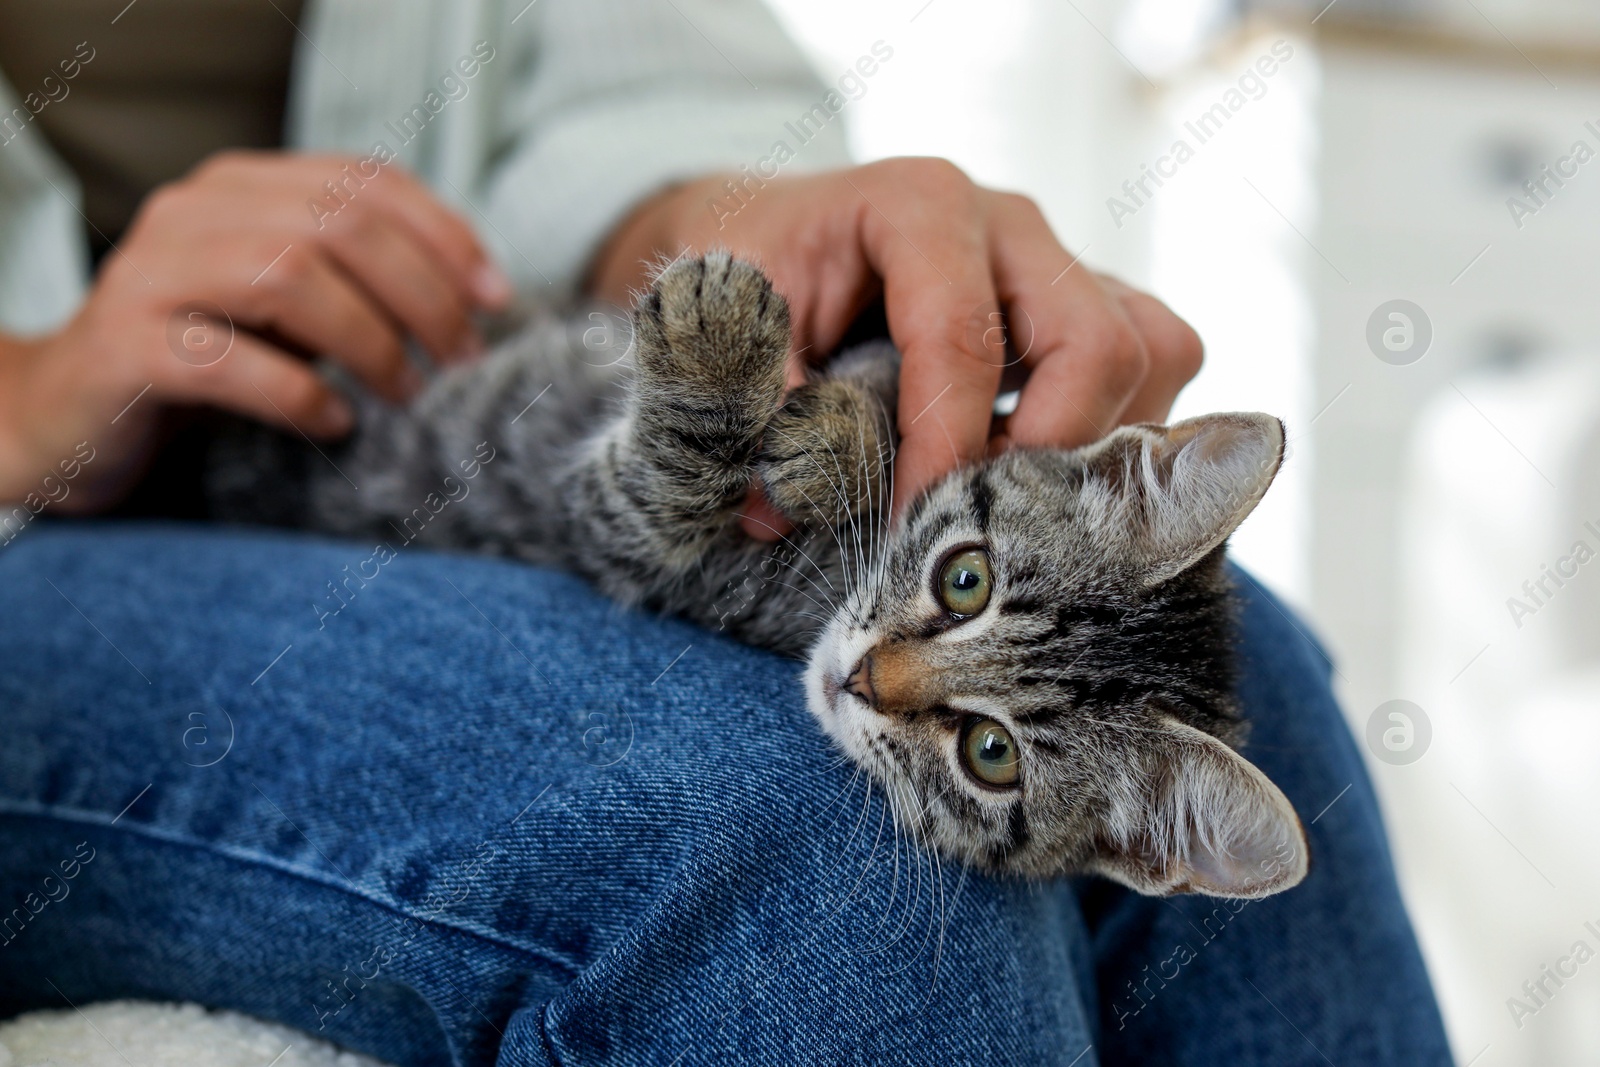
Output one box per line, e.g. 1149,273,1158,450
962,718,1021,788
937,549,992,616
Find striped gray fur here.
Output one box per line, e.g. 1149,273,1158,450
208,252,1310,898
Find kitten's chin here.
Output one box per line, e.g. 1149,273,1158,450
801,628,847,741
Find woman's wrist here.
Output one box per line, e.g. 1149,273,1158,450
0,324,125,514
0,330,47,505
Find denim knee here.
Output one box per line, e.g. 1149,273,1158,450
0,524,1101,1065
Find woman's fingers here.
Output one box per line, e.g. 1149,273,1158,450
851,159,1005,513
362,166,512,310
582,162,1206,534
1096,274,1205,425
321,211,482,363
141,154,508,395
205,150,507,308
152,329,354,438
809,168,1195,516
983,191,1152,450
0,150,522,513
231,243,415,403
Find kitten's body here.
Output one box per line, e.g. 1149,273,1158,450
215,268,890,658
211,253,1309,898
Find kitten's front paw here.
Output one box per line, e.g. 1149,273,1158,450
633,252,790,417
758,378,893,528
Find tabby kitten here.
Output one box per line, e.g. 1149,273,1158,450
214,252,1308,899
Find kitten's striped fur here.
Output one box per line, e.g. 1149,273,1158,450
212,252,1308,898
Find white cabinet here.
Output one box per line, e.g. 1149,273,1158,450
1307,41,1600,718
1306,34,1600,1067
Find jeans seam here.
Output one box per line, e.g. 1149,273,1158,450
0,800,581,979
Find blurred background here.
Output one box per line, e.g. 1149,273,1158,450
761,0,1600,1063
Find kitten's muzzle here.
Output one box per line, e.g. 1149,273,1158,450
844,654,877,710
845,643,942,717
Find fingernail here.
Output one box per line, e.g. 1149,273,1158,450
319,393,355,436
473,262,513,308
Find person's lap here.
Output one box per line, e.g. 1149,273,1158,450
0,524,1450,1066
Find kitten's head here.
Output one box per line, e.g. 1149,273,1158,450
805,413,1308,898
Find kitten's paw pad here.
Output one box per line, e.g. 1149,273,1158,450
758,379,893,527
634,253,790,402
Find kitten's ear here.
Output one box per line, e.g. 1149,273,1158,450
1089,720,1309,899
1083,413,1284,585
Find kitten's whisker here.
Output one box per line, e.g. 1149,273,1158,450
853,394,892,595
865,753,942,960
878,839,932,969
819,763,881,886
833,781,922,939
780,610,832,626
869,844,921,957
851,745,911,957
763,425,850,512
743,540,842,617
761,426,865,590
830,776,893,888
815,762,867,833
774,418,880,602
825,438,864,591
923,864,967,1005
816,763,864,820
817,430,869,594
911,835,948,992
732,511,842,599
761,571,833,615
761,543,840,609
880,779,953,975
870,775,906,941
866,389,897,603
875,764,937,962
848,400,885,592
849,741,912,956
732,514,840,605
800,750,857,777
903,776,950,831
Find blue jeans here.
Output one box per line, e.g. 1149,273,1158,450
0,525,1450,1066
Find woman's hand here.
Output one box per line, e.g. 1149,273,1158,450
588,158,1203,538
0,150,510,512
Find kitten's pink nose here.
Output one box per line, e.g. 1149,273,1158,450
844,654,877,710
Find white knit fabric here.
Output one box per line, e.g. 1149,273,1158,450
0,0,850,332
0,1001,394,1067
